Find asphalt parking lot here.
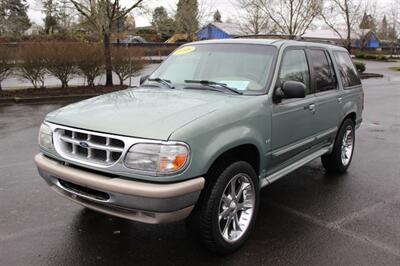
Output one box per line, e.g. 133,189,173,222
1,61,399,265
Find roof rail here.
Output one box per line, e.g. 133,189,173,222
234,34,297,40
235,34,342,46
296,37,340,46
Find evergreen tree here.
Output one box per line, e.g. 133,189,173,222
213,10,221,23
1,0,31,36
359,12,375,30
0,1,6,35
42,0,60,34
379,15,388,40
175,0,199,38
152,6,175,41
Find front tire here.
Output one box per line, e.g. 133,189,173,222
188,161,259,254
322,118,355,173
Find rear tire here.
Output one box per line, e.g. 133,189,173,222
322,119,355,173
187,161,259,254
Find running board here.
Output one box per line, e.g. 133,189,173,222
260,147,331,188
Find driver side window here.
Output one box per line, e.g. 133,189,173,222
279,49,310,95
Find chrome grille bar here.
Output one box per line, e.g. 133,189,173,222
59,136,124,152
55,128,125,166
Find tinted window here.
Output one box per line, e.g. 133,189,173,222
334,51,361,87
279,49,310,95
309,49,336,92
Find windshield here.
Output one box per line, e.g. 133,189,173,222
148,44,277,94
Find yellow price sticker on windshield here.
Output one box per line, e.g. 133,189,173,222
173,46,196,55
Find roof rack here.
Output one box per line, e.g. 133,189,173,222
234,34,341,46
234,34,297,40
296,37,340,46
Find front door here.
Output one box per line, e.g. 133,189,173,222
270,48,317,170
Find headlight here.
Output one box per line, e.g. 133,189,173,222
38,123,53,150
124,143,190,175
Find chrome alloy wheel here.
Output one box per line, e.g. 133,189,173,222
218,173,255,243
341,125,354,166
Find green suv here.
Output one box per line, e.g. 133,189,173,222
35,39,363,254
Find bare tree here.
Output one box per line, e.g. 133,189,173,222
238,0,270,35
387,0,400,55
320,0,363,52
17,44,47,89
112,47,146,85
0,46,13,91
75,43,104,87
44,43,77,88
69,0,144,86
255,0,321,36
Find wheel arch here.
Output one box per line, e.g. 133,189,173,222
343,112,356,124
206,144,261,178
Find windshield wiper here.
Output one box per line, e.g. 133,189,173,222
147,78,175,89
184,80,243,95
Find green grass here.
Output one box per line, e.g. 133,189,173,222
388,67,400,72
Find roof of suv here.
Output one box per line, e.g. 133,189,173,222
190,38,348,52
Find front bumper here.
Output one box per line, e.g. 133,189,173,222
34,154,205,224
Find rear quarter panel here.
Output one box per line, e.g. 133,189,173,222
329,48,364,127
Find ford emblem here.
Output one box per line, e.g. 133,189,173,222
79,141,89,148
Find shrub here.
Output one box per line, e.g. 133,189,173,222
355,52,388,61
75,43,104,87
44,43,78,88
112,47,147,85
354,52,366,59
376,55,388,61
0,46,14,91
17,44,47,88
354,61,366,73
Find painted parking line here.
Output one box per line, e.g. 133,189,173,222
268,201,400,258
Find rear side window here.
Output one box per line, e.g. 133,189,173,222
334,51,361,88
308,49,336,92
279,49,310,95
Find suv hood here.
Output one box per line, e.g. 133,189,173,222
46,87,245,140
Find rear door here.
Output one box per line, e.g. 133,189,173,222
270,48,318,169
333,51,364,127
307,48,341,145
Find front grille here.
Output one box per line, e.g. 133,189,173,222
55,128,125,166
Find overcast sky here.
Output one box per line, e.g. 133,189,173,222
27,0,394,28
27,0,237,27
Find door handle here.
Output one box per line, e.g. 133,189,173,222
338,97,343,103
304,103,316,112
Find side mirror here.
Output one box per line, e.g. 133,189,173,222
275,81,306,102
140,75,149,85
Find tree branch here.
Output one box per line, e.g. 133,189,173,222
113,0,144,21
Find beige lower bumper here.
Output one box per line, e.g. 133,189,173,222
35,154,205,224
